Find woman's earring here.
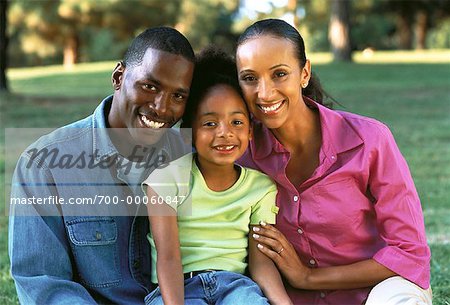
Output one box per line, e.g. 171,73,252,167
302,82,308,88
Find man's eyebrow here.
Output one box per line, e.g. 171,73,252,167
143,74,190,94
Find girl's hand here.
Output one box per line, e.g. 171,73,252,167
252,221,311,288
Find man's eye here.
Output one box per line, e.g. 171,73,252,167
143,84,157,91
173,93,186,101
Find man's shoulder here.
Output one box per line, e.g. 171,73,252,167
25,115,94,153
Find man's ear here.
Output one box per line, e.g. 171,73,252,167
112,61,125,90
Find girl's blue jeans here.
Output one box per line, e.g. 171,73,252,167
144,271,269,305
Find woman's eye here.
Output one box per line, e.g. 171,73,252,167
242,75,256,82
233,120,244,125
275,71,287,78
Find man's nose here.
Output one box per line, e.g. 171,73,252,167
153,92,169,114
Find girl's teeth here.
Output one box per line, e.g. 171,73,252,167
260,101,283,113
216,146,234,151
141,115,164,128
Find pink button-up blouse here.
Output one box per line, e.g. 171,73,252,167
238,98,430,305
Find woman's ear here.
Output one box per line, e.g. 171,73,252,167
248,124,253,141
112,61,125,90
301,59,311,87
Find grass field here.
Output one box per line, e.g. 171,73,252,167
1,50,450,304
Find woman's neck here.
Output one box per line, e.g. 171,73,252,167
195,157,240,192
271,99,321,154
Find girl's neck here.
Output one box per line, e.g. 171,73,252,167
195,156,240,192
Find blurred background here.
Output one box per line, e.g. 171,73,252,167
1,0,450,73
0,1,449,304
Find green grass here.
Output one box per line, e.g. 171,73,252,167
1,51,450,304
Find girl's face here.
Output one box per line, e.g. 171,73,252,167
193,84,251,169
236,35,310,130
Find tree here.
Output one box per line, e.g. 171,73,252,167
175,0,239,51
1,0,8,91
328,0,352,62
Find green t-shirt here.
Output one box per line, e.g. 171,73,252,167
143,153,278,283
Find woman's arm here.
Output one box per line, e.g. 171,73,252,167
249,225,293,305
253,222,396,290
147,187,184,305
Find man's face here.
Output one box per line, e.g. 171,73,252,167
109,48,194,147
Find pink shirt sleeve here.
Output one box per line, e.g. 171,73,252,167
369,124,430,288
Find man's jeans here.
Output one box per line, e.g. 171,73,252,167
144,271,269,305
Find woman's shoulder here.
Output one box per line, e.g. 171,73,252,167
336,110,394,141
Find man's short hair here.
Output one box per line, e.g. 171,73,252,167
123,26,195,67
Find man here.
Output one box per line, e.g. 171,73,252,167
8,27,195,304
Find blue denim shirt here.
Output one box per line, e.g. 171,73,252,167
8,96,188,304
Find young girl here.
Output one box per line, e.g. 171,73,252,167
142,47,292,305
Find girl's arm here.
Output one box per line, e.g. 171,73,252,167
249,225,293,305
253,223,396,290
147,187,184,305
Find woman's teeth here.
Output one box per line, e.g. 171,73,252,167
141,115,164,128
259,101,283,113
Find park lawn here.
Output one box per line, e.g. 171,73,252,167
1,51,449,304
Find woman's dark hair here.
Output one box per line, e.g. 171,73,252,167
237,19,332,108
181,45,247,128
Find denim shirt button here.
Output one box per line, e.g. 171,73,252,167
133,260,140,269
95,231,102,240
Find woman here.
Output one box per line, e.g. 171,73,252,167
236,19,432,305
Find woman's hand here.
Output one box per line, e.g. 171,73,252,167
252,221,311,288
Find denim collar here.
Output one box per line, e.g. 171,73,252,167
91,95,118,164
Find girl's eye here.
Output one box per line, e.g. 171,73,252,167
203,121,217,127
233,120,244,126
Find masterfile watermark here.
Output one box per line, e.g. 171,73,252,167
5,127,193,216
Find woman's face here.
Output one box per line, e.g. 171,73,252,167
236,35,310,130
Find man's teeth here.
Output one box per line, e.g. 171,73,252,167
215,145,235,151
260,101,283,113
141,115,164,128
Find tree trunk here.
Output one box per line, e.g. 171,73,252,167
0,0,8,91
397,13,413,49
415,9,428,50
287,0,299,29
63,33,79,68
329,0,352,62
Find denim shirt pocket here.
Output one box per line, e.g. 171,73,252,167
66,217,122,288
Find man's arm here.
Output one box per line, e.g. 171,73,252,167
249,225,292,305
9,156,97,304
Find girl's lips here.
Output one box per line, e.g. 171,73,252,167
213,145,237,153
